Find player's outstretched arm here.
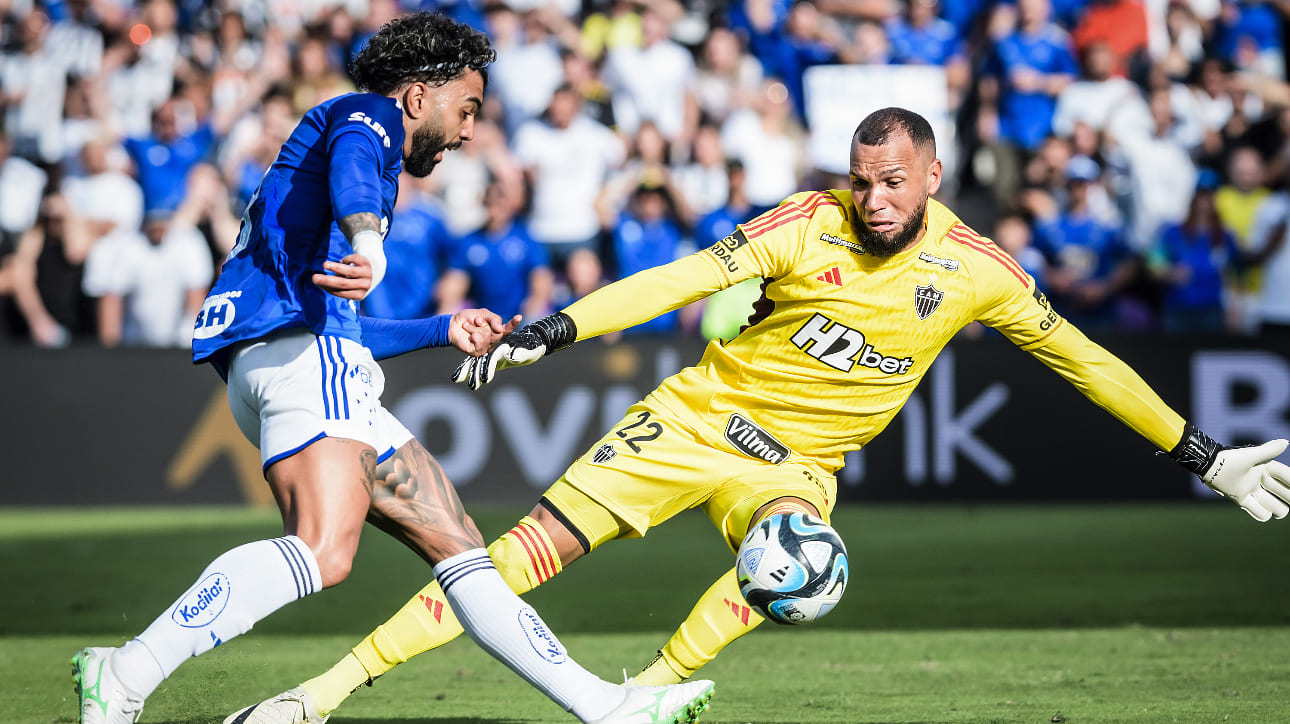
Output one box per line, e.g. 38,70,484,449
452,312,577,390
359,309,518,361
453,250,737,390
1169,424,1290,522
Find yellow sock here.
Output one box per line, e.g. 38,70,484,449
303,517,563,715
633,568,764,685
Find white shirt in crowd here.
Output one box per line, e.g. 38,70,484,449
1247,192,1290,325
720,108,803,209
1052,76,1140,136
0,155,47,235
490,37,564,136
2,46,68,164
605,37,697,141
62,170,145,234
513,114,625,246
82,224,212,347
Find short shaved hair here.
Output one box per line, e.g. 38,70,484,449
852,107,936,157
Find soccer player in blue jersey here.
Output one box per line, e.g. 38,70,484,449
71,12,713,724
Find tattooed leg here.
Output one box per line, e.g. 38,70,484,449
366,438,485,565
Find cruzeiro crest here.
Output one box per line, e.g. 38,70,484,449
914,280,944,320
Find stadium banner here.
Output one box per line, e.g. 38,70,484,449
803,64,957,187
2,335,1288,506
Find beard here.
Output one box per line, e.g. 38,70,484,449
403,123,453,178
856,195,928,258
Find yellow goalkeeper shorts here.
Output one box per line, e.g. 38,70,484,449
547,399,837,553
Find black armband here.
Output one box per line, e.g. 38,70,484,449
529,312,578,353
1169,422,1222,475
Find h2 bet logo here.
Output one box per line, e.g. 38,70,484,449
790,313,915,374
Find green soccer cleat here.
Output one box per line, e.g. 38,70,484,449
589,679,715,724
223,687,330,724
71,647,144,724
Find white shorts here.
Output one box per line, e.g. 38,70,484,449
226,330,414,470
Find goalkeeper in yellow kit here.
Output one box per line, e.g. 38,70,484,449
227,107,1290,723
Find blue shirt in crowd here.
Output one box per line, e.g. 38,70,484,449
447,219,549,321
1154,222,1240,312
1214,1,1283,62
1035,211,1129,282
124,124,216,213
611,210,683,335
886,16,965,66
362,202,456,320
985,25,1078,150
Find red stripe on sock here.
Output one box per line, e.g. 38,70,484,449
519,520,559,577
514,522,555,582
510,525,549,583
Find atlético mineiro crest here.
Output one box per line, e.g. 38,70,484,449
593,443,617,464
914,282,944,320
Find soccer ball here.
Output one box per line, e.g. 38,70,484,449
736,512,848,625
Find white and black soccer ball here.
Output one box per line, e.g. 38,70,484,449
736,512,848,625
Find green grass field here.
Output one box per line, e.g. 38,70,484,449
6,503,1290,724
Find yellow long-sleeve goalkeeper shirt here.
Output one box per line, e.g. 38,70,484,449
563,191,1185,472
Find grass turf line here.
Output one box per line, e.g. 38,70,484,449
6,503,1290,723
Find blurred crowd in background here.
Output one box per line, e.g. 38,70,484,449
2,0,1290,349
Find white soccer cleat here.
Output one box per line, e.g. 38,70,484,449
589,679,715,724
71,647,145,724
223,687,329,724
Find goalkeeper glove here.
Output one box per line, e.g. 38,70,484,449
452,312,577,391
1169,423,1290,521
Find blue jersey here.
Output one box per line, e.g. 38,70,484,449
1155,223,1240,312
448,220,549,320
612,211,683,335
694,202,761,251
985,25,1078,150
886,17,964,67
124,124,215,214
1034,211,1128,282
193,93,405,370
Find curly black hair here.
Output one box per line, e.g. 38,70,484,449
350,12,495,96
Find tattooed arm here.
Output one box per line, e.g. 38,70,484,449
313,211,385,300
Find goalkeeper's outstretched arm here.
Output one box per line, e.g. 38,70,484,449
453,252,731,389
1027,322,1290,521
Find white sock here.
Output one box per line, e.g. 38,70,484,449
112,536,322,698
435,549,623,721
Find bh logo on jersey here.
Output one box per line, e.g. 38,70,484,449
518,607,567,664
193,291,241,339
171,572,231,628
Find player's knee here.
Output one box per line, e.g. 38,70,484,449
311,541,358,588
723,496,823,551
